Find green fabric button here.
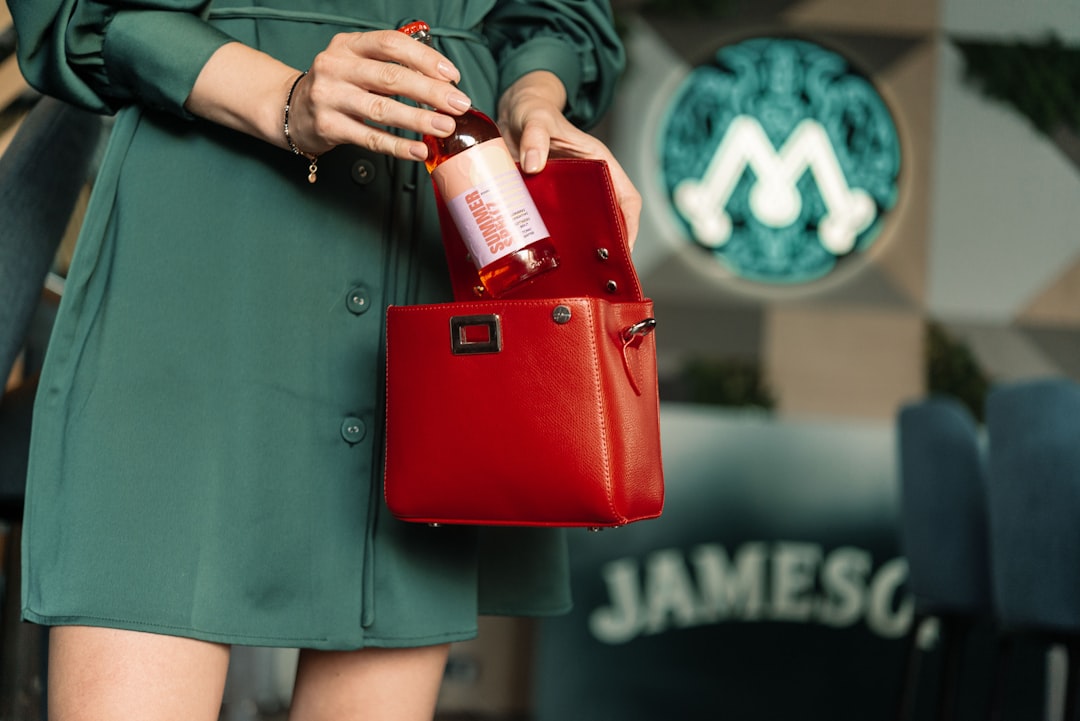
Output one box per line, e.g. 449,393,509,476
341,417,366,444
350,159,376,185
346,287,370,315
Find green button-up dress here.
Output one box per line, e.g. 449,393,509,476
10,0,624,649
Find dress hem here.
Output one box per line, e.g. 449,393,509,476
479,601,574,618
21,609,481,650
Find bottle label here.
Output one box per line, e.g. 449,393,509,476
432,138,550,268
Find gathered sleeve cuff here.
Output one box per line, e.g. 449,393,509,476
11,0,234,116
482,1,625,130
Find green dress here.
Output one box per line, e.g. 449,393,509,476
10,0,624,649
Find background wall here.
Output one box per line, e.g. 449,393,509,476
609,0,1080,419
929,0,1080,383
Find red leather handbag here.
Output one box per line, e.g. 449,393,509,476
384,159,664,528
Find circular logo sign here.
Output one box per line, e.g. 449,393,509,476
660,37,901,286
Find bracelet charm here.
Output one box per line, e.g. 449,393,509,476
284,70,319,183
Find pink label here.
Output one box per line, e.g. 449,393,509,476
432,139,550,268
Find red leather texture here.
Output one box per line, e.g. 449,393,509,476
384,159,664,527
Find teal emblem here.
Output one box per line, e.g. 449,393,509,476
661,37,901,285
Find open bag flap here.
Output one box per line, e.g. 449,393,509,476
433,158,644,303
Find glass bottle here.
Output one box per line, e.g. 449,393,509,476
401,20,559,297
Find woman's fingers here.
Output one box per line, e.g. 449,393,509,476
340,29,460,84
322,35,472,114
514,119,552,173
289,30,471,160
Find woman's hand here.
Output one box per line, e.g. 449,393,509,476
186,33,472,163
497,71,642,249
287,31,474,159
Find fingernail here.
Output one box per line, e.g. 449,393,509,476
410,144,428,161
448,92,472,112
431,114,455,134
524,149,542,173
437,61,461,83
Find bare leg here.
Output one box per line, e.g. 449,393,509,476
289,644,450,721
47,625,230,721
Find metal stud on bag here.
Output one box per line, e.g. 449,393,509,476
552,305,572,324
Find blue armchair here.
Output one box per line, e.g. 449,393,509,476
986,378,1080,721
895,395,993,721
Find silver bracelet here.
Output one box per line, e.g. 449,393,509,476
284,70,319,183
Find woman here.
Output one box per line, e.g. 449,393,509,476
8,1,641,719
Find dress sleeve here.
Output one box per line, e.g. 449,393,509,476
482,0,625,130
9,0,234,116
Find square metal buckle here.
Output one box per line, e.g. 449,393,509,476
450,314,502,355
